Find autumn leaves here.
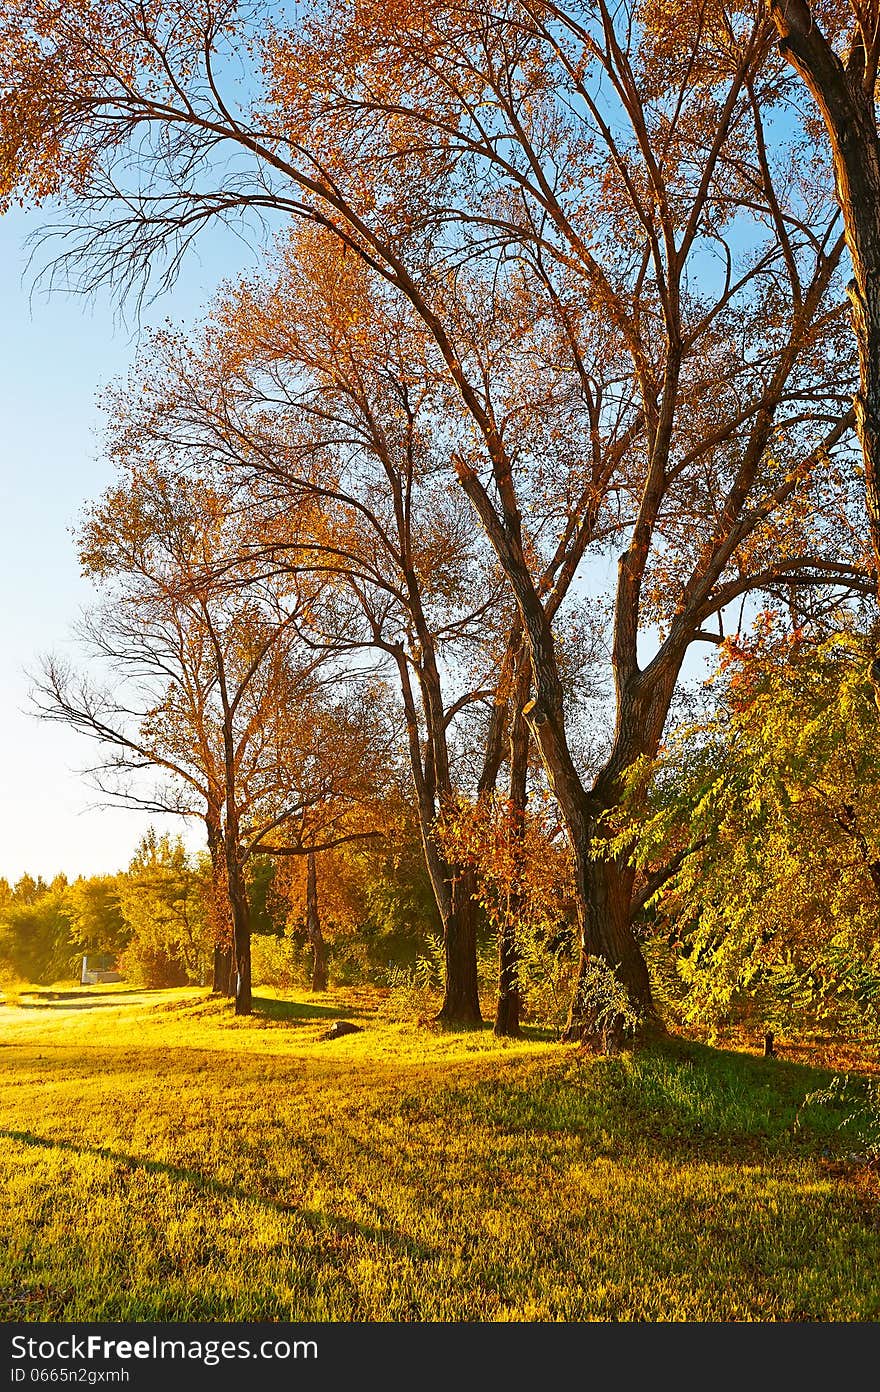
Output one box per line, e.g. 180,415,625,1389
4,0,878,1037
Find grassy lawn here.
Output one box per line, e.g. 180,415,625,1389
1,983,879,1322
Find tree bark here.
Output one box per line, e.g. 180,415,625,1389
392,640,483,1026
436,865,482,1026
495,922,521,1036
564,847,654,1046
495,667,529,1038
206,808,236,997
229,889,251,1015
211,944,234,996
224,829,252,1016
521,655,658,1039
306,850,328,992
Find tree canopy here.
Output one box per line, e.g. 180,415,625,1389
3,0,880,1043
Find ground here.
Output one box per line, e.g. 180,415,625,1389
1,983,879,1321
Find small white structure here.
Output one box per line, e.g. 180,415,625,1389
81,955,123,985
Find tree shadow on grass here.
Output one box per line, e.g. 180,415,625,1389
13,999,152,1012
428,1033,873,1167
0,1127,435,1263
251,995,371,1023
24,989,152,1002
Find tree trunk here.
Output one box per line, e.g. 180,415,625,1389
436,866,482,1026
212,943,235,996
306,850,328,992
495,672,529,1038
495,918,522,1037
415,818,483,1027
206,808,235,997
769,0,880,591
225,839,252,1016
230,891,251,1016
521,647,657,1042
392,643,482,1027
563,846,656,1047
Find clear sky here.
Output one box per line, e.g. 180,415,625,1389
0,207,259,884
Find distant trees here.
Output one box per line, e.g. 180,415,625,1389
116,831,211,987
0,877,75,985
65,876,127,959
0,828,444,993
0,837,214,989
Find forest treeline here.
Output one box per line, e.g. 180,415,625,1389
4,0,880,1046
0,823,442,995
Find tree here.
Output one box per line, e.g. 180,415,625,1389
2,0,873,1038
0,884,75,984
33,467,387,1014
96,234,526,1024
302,851,327,992
65,875,128,957
614,617,880,1033
257,0,867,1037
117,831,210,986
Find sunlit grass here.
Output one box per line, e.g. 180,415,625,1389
1,984,879,1321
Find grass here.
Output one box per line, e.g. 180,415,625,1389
1,982,879,1321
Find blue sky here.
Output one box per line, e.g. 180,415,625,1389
0,208,259,883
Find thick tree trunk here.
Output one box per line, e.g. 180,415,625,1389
212,944,235,996
521,639,657,1041
415,824,482,1027
495,918,522,1037
230,891,251,1016
564,847,656,1047
437,866,482,1026
306,850,328,992
414,818,482,1026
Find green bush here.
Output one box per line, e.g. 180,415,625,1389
250,933,310,989
118,940,189,988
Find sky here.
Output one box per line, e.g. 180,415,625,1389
0,208,260,884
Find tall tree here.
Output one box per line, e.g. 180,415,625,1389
2,0,873,1035
100,228,627,1026
98,237,520,1024
33,468,387,1013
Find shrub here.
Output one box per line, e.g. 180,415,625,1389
250,933,310,989
378,933,445,1021
516,922,577,1036
118,940,189,988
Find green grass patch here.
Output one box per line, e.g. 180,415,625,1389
1,985,878,1321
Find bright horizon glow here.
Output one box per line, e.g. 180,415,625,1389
0,209,261,884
